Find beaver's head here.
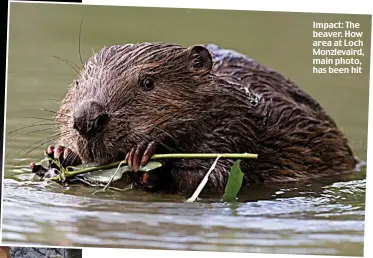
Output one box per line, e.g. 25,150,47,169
56,43,216,164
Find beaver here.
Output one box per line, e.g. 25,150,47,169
31,42,357,194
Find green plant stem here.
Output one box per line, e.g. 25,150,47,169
50,153,258,181
150,153,258,159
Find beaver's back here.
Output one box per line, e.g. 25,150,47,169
205,44,357,182
206,44,336,126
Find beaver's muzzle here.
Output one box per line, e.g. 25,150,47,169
72,100,110,139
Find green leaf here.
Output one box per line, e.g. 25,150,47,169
222,160,244,202
79,161,163,184
137,161,163,172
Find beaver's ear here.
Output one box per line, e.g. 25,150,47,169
186,45,213,72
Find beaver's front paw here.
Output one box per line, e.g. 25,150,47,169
30,145,82,178
126,141,156,172
125,140,161,190
44,145,82,168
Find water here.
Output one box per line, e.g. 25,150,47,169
3,3,371,256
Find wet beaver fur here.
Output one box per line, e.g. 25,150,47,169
33,42,357,194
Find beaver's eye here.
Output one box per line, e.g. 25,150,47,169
141,78,154,91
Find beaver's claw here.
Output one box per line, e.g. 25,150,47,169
126,141,156,172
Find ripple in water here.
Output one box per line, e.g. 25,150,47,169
1,165,366,256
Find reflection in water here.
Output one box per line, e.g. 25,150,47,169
4,3,370,257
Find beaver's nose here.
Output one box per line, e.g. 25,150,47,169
73,101,109,138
